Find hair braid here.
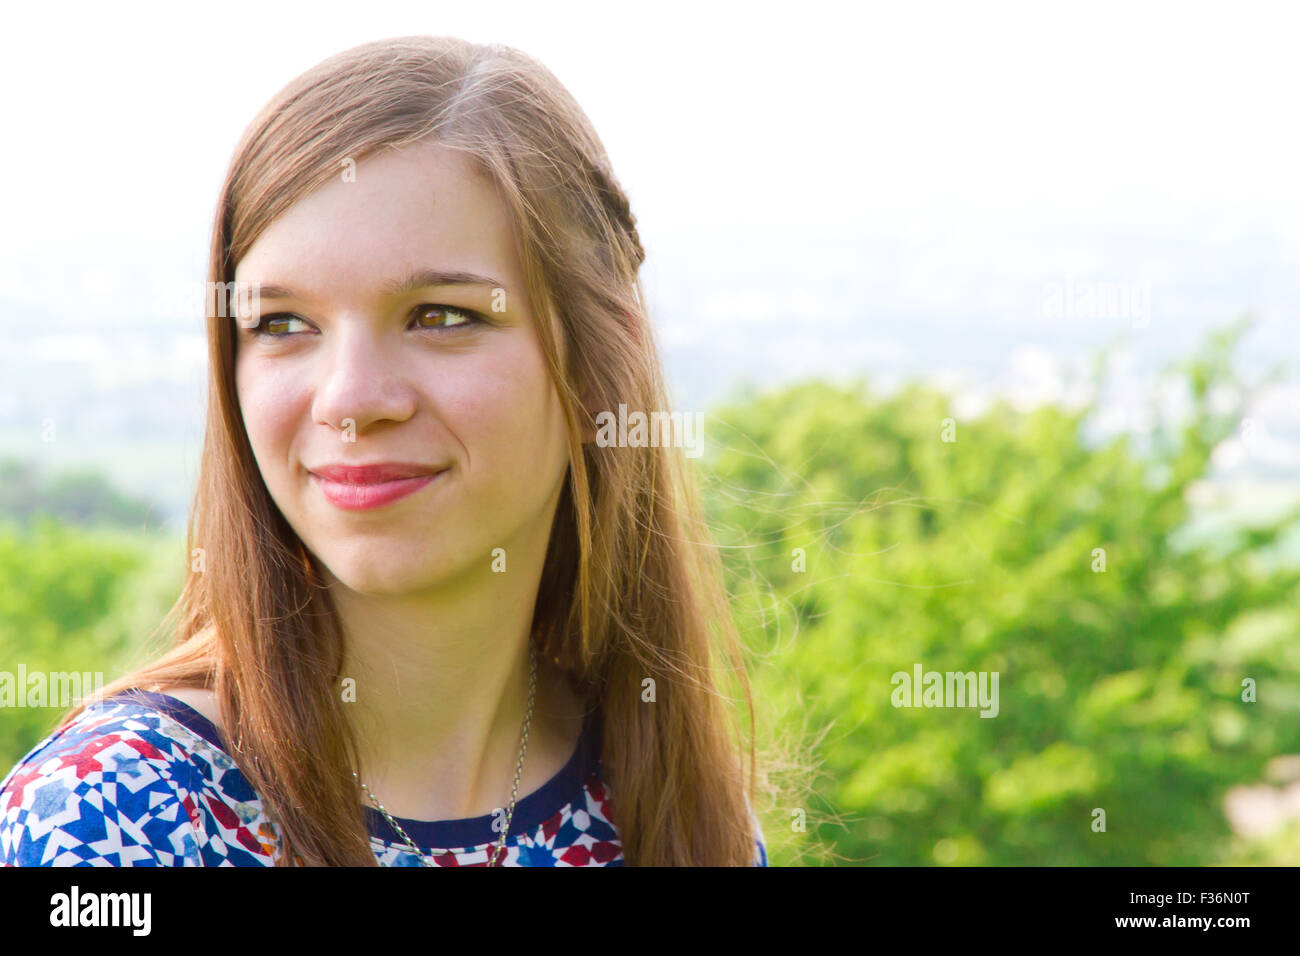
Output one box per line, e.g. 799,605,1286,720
590,159,646,271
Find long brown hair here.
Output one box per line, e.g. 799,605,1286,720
60,35,776,865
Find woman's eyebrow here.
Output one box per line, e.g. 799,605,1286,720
254,269,506,302
380,269,505,297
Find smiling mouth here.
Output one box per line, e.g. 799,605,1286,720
309,469,446,511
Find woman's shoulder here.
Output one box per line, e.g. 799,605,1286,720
152,686,224,735
0,692,277,866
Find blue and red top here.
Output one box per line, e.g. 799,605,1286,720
0,690,768,866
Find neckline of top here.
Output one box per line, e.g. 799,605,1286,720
103,688,602,851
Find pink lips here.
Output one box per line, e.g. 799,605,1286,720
308,462,446,511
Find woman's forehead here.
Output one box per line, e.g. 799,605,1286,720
234,142,522,302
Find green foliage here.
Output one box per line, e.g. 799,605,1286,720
702,321,1300,865
0,516,185,770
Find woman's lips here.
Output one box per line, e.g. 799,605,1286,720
309,470,445,511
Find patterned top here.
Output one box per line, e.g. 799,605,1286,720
0,690,769,867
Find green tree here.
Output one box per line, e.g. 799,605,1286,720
703,321,1300,865
0,516,183,770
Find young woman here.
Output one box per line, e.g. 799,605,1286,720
0,35,770,866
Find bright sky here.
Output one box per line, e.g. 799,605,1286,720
3,0,1299,280
3,0,1297,519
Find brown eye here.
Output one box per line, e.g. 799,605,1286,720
266,316,306,334
412,304,475,330
248,314,310,336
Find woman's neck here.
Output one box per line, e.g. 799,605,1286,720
328,560,587,823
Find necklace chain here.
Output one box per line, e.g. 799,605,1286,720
354,643,537,867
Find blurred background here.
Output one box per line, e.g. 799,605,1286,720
1,0,1297,864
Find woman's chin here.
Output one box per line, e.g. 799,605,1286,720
317,551,473,597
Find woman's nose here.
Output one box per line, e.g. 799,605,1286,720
311,321,417,435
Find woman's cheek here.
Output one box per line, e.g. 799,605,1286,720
442,349,545,462
238,368,304,493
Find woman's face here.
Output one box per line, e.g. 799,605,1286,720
232,141,571,595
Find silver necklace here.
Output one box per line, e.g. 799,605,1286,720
354,643,537,867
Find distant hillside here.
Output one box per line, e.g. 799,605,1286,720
0,457,168,530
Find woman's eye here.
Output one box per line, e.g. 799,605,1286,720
250,314,310,336
412,304,478,331
245,305,479,338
